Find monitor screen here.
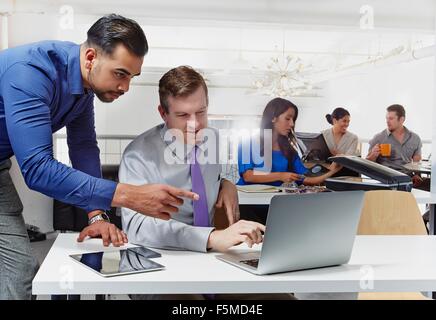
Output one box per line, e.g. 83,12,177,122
295,132,332,162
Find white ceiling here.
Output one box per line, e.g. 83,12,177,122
3,0,436,91
5,0,436,32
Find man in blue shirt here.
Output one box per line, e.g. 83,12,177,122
0,14,198,299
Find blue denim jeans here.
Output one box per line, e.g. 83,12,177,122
0,159,39,300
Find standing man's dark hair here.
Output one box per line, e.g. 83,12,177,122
86,13,148,57
387,104,406,119
82,14,148,103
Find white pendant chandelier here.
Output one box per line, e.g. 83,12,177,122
253,53,314,98
252,30,314,98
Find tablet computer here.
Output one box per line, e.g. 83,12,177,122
70,247,165,277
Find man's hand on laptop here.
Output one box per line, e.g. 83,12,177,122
207,220,266,252
112,183,199,220
215,179,240,225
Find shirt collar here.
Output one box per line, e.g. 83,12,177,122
159,123,208,162
402,126,412,142
159,124,191,162
386,126,411,136
67,44,86,95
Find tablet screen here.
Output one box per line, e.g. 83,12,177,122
70,247,165,277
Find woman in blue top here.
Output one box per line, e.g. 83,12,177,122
237,98,341,224
238,98,341,187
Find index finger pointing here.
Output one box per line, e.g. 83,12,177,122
167,186,199,201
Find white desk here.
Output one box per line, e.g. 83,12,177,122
33,233,436,295
411,189,436,205
402,161,432,175
238,189,436,206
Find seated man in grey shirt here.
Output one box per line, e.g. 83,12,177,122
119,66,265,254
366,104,424,187
120,66,295,300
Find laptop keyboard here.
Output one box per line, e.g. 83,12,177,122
240,258,259,268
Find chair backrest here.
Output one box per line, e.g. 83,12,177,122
357,190,427,235
53,164,122,231
356,141,362,157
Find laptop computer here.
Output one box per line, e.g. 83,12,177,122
216,191,365,275
295,132,332,163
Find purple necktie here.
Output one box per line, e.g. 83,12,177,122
191,147,215,299
190,146,209,227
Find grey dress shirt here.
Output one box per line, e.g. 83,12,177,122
119,124,222,252
368,127,422,166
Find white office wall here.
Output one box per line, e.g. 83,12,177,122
6,12,434,141
94,56,434,143
302,56,434,140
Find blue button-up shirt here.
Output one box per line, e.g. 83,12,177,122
0,41,117,212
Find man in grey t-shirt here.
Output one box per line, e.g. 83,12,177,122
366,104,424,187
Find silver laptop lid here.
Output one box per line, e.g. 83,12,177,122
257,191,365,274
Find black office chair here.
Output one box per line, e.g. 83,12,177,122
53,164,122,231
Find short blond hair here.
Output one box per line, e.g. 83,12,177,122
158,66,208,113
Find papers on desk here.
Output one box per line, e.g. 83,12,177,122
237,184,281,193
237,184,332,194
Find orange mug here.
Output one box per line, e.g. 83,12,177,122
380,143,391,157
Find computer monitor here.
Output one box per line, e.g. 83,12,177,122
295,132,332,162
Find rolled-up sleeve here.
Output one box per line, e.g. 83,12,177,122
1,63,116,212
